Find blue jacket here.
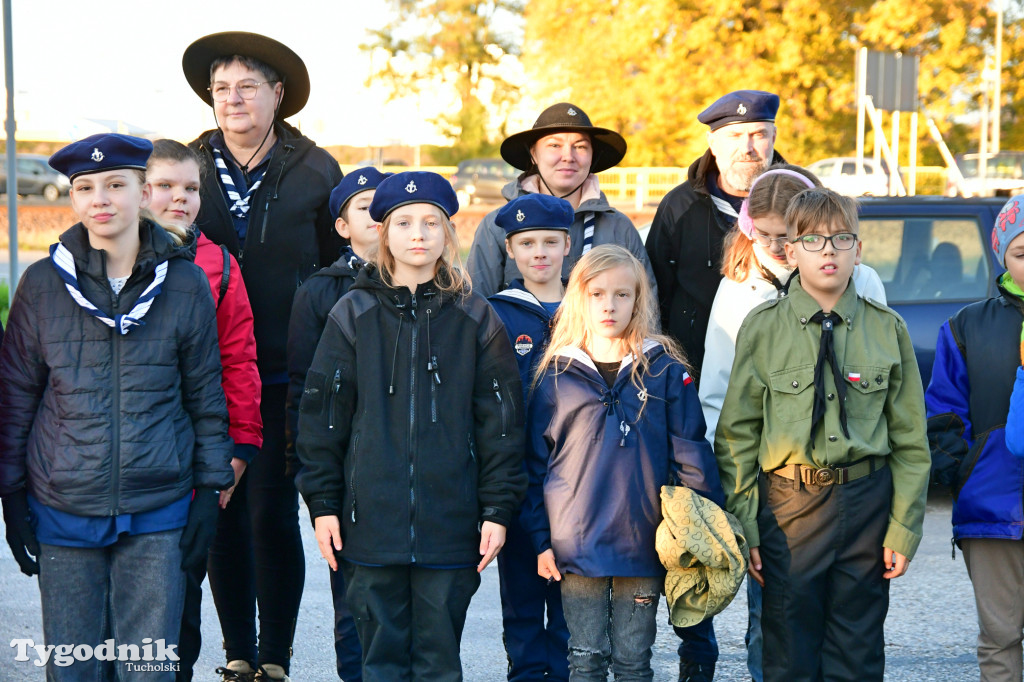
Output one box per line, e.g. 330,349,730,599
488,280,557,402
1008,367,1024,457
926,285,1024,541
522,341,724,578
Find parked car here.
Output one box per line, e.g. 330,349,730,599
450,158,518,206
0,154,70,201
856,196,1006,386
807,157,890,197
947,150,1024,198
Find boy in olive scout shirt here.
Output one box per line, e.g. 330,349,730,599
715,187,930,682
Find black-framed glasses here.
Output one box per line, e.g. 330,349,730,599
753,232,789,249
207,80,277,102
791,232,858,252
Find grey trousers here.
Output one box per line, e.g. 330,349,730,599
961,538,1024,682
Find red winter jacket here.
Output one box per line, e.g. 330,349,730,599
196,232,263,453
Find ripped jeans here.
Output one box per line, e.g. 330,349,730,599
560,573,660,681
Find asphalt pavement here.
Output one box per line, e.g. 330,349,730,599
0,490,981,680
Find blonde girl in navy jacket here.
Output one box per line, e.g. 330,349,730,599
522,244,723,681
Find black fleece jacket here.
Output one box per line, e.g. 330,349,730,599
295,265,527,566
190,122,343,379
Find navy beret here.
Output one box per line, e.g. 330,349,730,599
369,171,459,223
698,90,780,131
495,194,574,237
330,168,391,219
49,133,153,181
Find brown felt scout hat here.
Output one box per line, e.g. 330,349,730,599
182,31,310,120
500,102,627,174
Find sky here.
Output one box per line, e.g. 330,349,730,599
0,0,526,148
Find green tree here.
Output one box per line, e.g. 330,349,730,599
364,0,524,160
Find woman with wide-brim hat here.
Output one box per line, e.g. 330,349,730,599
181,31,343,682
467,102,654,298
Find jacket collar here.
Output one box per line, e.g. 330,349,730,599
787,273,860,331
688,148,788,196
552,338,663,378
58,218,181,281
501,177,616,214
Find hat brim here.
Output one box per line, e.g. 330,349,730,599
500,125,627,174
182,32,310,119
372,199,456,224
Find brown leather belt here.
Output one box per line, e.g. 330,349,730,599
770,456,887,487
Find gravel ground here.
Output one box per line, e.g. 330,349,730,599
0,489,980,680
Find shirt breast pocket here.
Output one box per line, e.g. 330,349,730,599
768,365,815,423
843,365,889,421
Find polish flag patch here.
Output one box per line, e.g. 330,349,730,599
683,372,693,386
847,372,861,383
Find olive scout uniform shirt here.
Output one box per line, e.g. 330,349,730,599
715,274,931,560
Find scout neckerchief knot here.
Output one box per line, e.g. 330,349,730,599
211,146,265,220
49,243,167,335
809,310,850,443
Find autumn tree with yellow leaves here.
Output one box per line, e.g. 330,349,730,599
522,0,1023,167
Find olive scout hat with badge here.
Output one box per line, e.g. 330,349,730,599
369,171,459,224
182,31,310,119
500,103,627,174
495,194,574,238
698,90,780,131
329,168,392,220
49,133,153,181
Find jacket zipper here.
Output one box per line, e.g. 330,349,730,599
408,296,418,562
493,378,508,437
110,287,122,515
328,369,341,430
350,433,359,524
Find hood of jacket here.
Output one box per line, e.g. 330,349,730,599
499,176,618,215
58,218,192,282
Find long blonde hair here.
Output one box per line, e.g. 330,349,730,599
534,245,685,393
373,207,471,296
721,163,821,282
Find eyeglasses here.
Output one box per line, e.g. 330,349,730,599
753,232,789,249
207,80,277,102
791,232,859,252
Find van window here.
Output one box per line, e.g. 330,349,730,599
859,216,990,303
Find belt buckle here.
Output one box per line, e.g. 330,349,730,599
812,467,836,486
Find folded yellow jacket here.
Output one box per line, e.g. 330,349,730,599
656,485,749,627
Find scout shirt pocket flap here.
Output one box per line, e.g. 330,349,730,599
844,365,889,420
768,365,815,424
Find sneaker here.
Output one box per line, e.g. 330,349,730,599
679,658,716,682
256,664,292,681
215,660,257,682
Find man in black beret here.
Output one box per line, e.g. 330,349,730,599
644,89,783,682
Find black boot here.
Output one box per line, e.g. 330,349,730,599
679,658,716,682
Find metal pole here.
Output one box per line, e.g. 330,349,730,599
891,110,900,196
856,48,866,174
866,98,907,196
994,3,1003,154
980,78,989,197
909,111,919,195
3,0,17,303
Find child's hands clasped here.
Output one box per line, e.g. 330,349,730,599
315,515,343,571
883,547,910,579
478,521,506,572
537,549,562,582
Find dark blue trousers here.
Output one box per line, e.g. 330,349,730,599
498,515,570,681
330,566,364,680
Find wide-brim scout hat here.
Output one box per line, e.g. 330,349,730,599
656,485,749,628
500,103,627,174
182,31,310,119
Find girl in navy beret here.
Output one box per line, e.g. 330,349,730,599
0,133,234,681
295,172,527,680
